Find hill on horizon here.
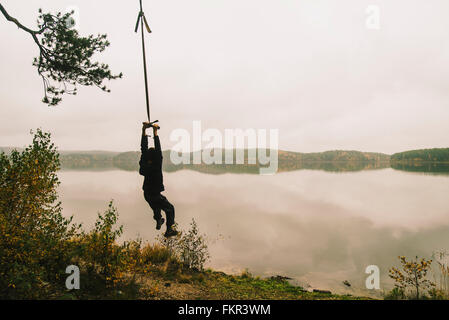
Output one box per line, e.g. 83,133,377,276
391,148,449,163
5,146,449,174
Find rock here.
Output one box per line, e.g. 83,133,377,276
343,280,351,287
270,275,293,282
313,289,332,294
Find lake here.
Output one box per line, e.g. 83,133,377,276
57,166,449,298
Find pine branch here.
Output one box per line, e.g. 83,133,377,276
0,3,122,106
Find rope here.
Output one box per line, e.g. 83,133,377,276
135,0,152,122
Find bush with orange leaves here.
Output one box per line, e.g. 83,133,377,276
0,129,80,298
0,129,208,299
0,130,146,299
388,256,435,299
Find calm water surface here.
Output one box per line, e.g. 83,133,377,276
58,168,449,297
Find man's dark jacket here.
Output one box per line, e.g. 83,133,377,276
139,134,165,194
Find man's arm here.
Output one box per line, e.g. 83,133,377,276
152,125,163,162
141,124,149,155
141,122,161,152
153,125,161,151
139,123,151,177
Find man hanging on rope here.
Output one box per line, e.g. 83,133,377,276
140,122,178,237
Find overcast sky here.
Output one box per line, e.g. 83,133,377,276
1,0,448,153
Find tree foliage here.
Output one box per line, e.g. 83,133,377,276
0,130,140,299
158,219,210,270
0,129,80,298
0,4,122,106
389,256,435,299
391,148,449,163
0,130,212,299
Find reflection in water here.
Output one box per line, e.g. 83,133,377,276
58,168,449,297
63,151,391,174
162,161,390,175
392,162,449,175
61,150,449,176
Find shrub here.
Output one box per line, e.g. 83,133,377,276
0,129,80,299
141,243,173,265
177,219,210,270
0,130,144,298
427,288,447,300
432,250,449,298
0,129,212,299
389,256,435,299
384,287,405,300
158,219,210,271
75,201,129,293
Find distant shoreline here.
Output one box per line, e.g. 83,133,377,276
3,147,449,174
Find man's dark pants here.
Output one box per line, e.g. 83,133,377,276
144,190,175,228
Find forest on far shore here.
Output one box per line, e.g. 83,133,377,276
391,148,449,163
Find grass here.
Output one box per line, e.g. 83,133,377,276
125,244,370,300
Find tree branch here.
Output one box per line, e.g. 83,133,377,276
1,3,122,106
0,3,46,53
0,3,38,34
